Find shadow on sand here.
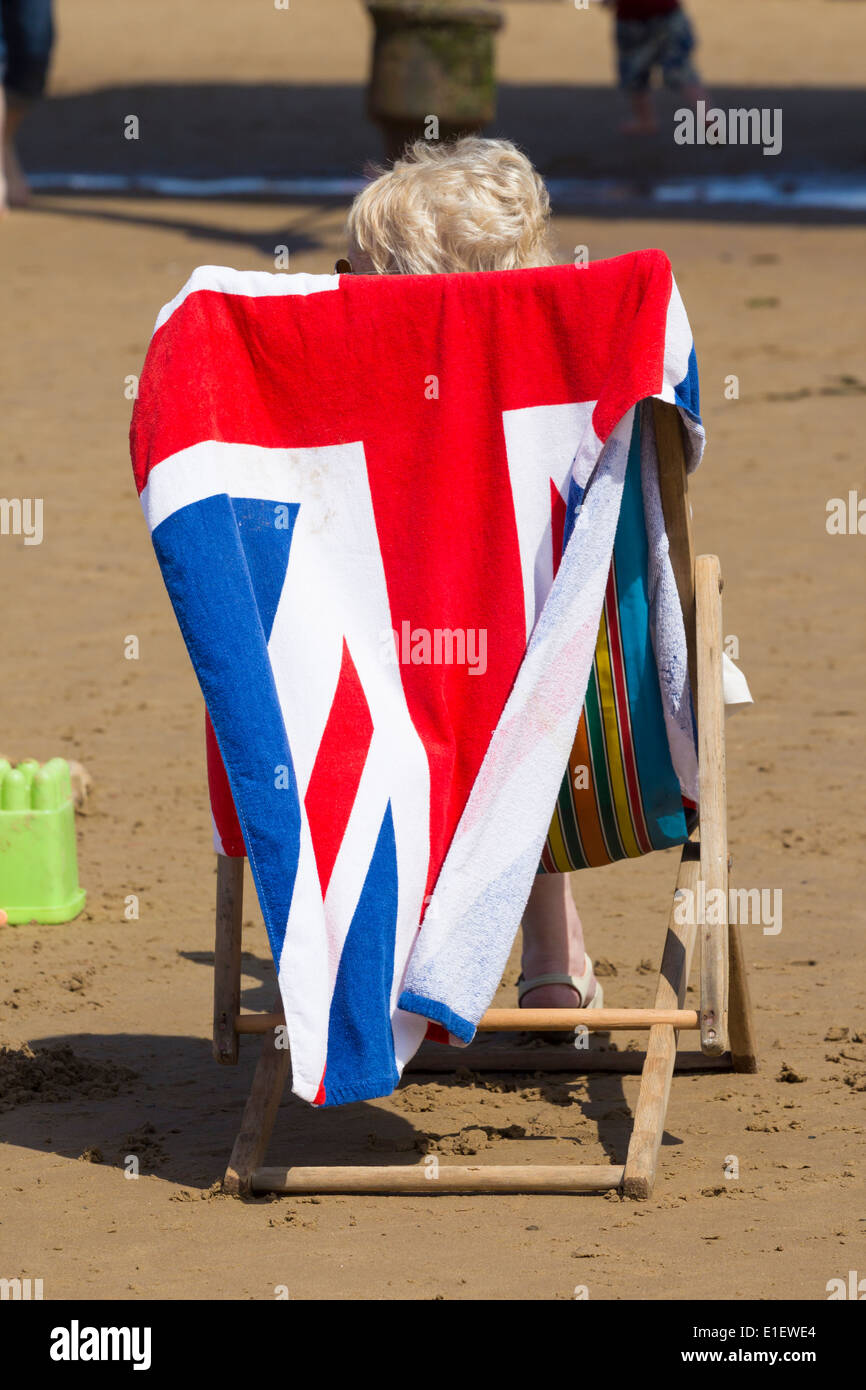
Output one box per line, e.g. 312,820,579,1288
16,81,866,225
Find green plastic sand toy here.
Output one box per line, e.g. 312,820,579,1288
0,757,86,924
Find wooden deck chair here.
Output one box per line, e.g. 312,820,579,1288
211,400,757,1199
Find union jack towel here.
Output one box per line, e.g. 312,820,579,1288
130,252,704,1106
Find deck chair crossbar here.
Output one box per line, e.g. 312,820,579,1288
213,401,757,1199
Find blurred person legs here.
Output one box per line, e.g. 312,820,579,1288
614,4,707,135
0,0,54,211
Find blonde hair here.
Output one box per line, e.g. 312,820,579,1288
346,137,554,275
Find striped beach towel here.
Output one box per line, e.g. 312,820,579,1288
540,411,694,873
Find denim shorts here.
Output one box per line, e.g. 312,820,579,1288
616,10,698,93
0,0,54,100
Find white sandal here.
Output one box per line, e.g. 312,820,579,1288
517,954,604,1010
517,956,605,1043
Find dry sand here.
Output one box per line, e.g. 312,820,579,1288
0,0,864,1300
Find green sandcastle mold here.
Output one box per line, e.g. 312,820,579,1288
0,757,86,924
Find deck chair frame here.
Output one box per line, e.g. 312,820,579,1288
212,401,757,1199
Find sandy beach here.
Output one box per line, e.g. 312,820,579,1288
1,0,864,1300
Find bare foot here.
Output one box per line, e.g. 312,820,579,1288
3,138,31,207
620,90,658,138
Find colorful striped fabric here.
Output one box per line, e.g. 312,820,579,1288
540,413,693,873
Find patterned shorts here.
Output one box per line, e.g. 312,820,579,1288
616,10,699,94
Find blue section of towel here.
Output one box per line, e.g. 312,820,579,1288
321,802,401,1105
397,991,476,1045
674,343,700,421
153,494,301,966
234,497,299,641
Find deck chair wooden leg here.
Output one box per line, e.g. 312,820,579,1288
223,1002,290,1196
695,554,729,1056
727,916,758,1072
623,839,700,1200
210,405,754,1198
213,854,244,1065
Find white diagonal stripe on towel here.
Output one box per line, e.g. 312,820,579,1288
502,400,597,641
401,410,633,1033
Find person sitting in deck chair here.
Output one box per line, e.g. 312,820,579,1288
343,137,605,1021
342,137,753,1029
